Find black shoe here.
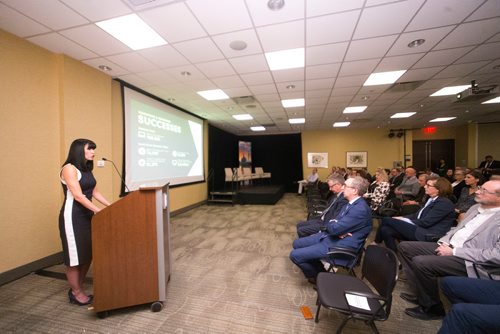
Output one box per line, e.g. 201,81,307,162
400,292,418,305
68,290,93,306
405,305,444,320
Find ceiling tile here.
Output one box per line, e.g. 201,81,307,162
306,63,341,80
212,29,263,58
229,54,269,74
306,43,349,66
240,71,274,85
387,26,455,56
138,45,190,69
338,59,379,76
1,0,88,30
433,61,491,79
307,11,360,46
0,3,50,37
173,37,224,63
306,78,334,90
211,75,245,89
271,68,304,83
406,0,484,31
456,42,500,63
27,32,97,60
195,59,236,78
354,0,423,39
276,81,305,93
306,0,364,17
61,0,131,21
399,66,446,81
223,87,252,97
257,20,304,52
106,52,157,72
246,0,304,26
137,70,178,85
186,0,252,35
333,75,367,88
249,84,278,95
345,35,398,61
467,0,500,20
60,24,130,56
163,65,207,81
376,54,423,72
435,17,500,50
412,46,474,68
139,2,206,43
82,58,129,76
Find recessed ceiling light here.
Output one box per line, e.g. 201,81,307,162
282,98,305,108
391,112,416,118
407,39,425,48
181,71,191,76
286,84,296,90
96,14,167,50
482,96,500,104
363,70,407,86
343,106,367,113
333,122,350,127
265,48,304,71
362,96,369,100
197,89,229,101
492,64,500,70
430,85,470,96
233,114,253,120
167,98,175,102
229,40,247,51
251,126,266,131
289,118,305,124
429,117,456,122
98,65,112,71
267,0,285,11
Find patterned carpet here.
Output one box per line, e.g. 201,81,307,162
0,193,442,333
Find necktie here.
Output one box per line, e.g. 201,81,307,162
417,197,433,219
320,195,338,221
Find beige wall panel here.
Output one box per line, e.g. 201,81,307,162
478,123,500,166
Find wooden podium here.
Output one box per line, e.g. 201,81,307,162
91,183,171,317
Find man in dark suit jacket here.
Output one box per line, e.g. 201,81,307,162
290,176,372,283
296,176,348,237
374,177,455,253
478,155,500,180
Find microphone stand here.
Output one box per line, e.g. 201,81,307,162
102,157,130,193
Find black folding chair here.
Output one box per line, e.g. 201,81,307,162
315,245,398,334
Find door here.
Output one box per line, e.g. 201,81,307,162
412,139,455,173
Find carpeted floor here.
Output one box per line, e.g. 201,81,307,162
0,193,442,333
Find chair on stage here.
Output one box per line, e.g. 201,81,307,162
243,167,259,185
255,167,271,183
315,245,398,333
237,167,251,185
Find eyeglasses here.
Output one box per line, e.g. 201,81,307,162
476,186,498,195
424,183,436,188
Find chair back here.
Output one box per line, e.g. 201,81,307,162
255,167,264,175
362,245,398,306
243,167,252,176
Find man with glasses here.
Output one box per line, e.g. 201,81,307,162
290,176,372,285
398,180,500,320
296,176,348,237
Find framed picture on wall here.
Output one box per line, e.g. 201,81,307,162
346,151,367,168
307,152,328,168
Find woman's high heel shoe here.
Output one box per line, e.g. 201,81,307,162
68,289,93,306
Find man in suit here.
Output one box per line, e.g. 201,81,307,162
398,180,500,320
478,155,500,180
374,176,456,252
289,176,372,284
296,176,348,237
438,277,500,333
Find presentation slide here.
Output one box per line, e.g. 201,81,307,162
123,86,204,191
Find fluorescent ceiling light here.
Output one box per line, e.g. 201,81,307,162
282,98,305,108
265,48,304,71
482,96,500,104
197,89,229,101
333,122,350,127
429,117,456,122
391,112,416,118
251,126,266,131
288,118,305,124
363,70,406,86
430,85,470,97
343,106,367,114
96,14,167,50
232,114,253,120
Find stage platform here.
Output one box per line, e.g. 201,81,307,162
236,184,285,205
208,185,286,205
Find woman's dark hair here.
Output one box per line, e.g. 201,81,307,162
466,170,484,185
63,138,96,172
433,177,453,198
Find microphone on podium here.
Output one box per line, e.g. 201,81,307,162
102,157,130,192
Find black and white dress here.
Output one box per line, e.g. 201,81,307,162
58,164,96,266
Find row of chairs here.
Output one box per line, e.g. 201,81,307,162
224,167,271,184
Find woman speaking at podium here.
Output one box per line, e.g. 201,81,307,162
59,139,110,306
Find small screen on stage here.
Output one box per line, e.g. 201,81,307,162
122,85,204,191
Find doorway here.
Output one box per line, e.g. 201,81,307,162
412,139,455,174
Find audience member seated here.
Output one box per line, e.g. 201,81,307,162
438,277,500,334
373,177,455,253
297,168,319,195
444,168,454,182
455,171,483,222
397,180,500,320
399,173,430,215
289,176,372,285
425,167,439,178
478,155,500,180
394,166,420,201
451,168,467,200
364,168,390,213
296,176,347,237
